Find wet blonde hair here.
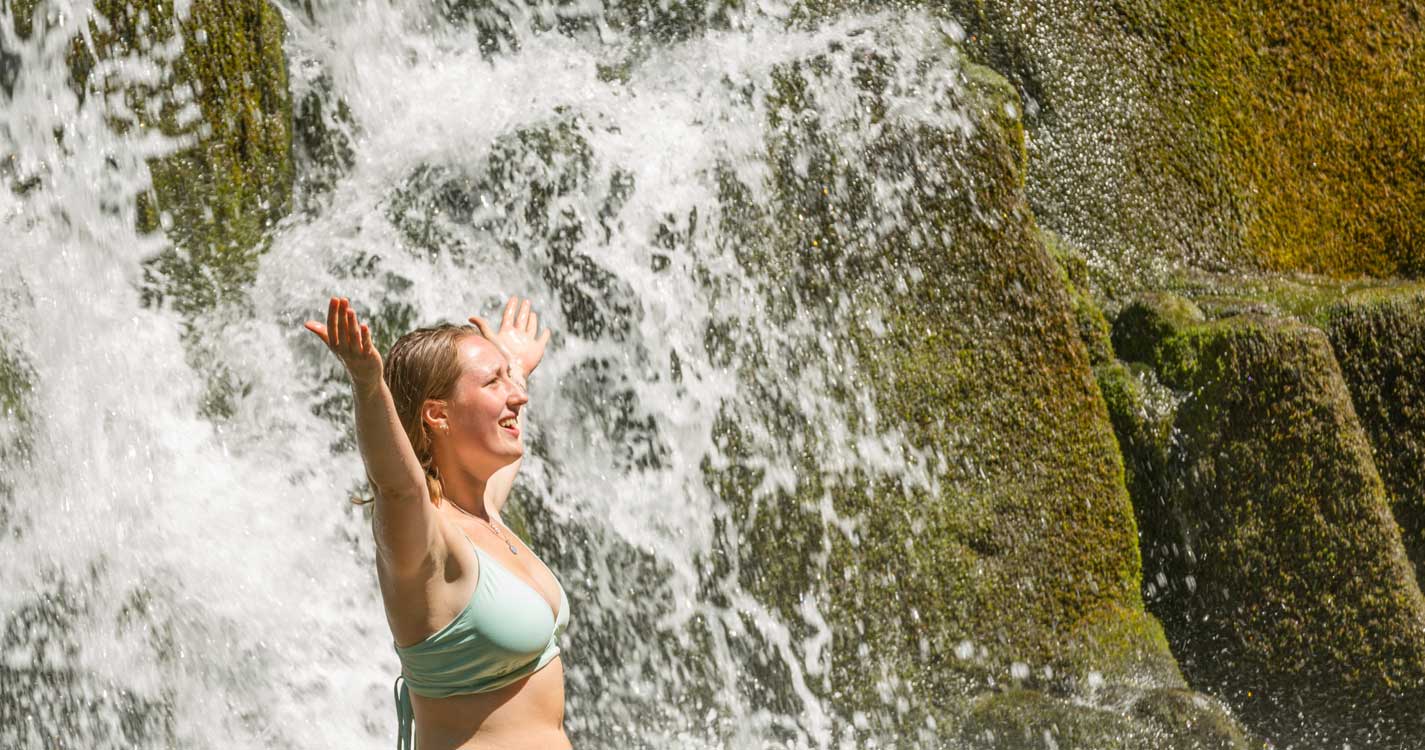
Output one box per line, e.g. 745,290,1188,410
376,322,483,506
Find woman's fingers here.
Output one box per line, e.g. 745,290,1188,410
345,304,360,350
326,297,339,349
468,315,495,339
528,312,539,335
303,321,331,346
334,298,347,350
516,298,531,330
500,295,518,331
538,326,552,347
360,323,373,355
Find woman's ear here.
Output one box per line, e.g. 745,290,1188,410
422,399,449,435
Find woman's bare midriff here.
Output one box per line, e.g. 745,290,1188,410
410,656,570,750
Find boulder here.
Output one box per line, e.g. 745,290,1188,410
1323,291,1425,583
703,30,1204,738
1107,293,1425,747
808,0,1425,289
62,0,296,317
957,688,1252,750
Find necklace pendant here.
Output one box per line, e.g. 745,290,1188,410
507,543,519,555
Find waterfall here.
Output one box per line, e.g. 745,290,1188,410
0,0,1001,747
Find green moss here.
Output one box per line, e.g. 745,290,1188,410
1162,268,1425,327
1055,600,1183,692
0,341,34,535
1131,689,1257,750
957,689,1153,749
1159,0,1425,277
1109,293,1205,367
700,31,1176,733
1043,230,1116,367
780,0,1425,290
1107,297,1425,747
1323,291,1425,583
67,0,294,318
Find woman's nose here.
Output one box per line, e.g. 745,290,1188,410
509,384,530,407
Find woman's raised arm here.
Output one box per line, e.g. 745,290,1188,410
305,297,442,575
469,296,551,520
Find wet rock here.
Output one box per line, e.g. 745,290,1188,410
1043,230,1114,367
1323,290,1425,583
1130,688,1254,750
68,0,296,318
957,688,1253,749
698,30,1203,738
439,0,738,54
292,71,355,211
0,574,175,748
957,689,1146,749
0,340,34,537
790,0,1425,289
1107,293,1425,748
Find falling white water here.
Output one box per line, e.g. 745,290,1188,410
1,0,978,747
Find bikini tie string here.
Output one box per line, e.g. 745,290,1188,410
394,676,414,750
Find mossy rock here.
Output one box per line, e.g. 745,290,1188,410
1323,291,1425,583
61,0,294,317
1043,230,1114,367
695,27,1179,734
781,1,1425,291
438,0,738,55
0,572,176,747
957,689,1148,749
957,688,1254,749
1161,268,1425,326
1131,274,1425,586
1130,688,1257,750
1109,293,1206,369
1108,293,1425,747
1053,600,1183,694
0,340,34,536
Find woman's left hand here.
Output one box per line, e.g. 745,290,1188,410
470,295,552,380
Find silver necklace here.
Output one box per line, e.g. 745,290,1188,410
450,501,519,555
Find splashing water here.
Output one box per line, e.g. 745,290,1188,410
1,0,990,747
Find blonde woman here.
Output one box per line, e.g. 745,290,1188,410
305,295,568,750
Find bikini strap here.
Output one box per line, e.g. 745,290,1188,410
394,676,414,750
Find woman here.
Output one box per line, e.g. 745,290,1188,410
304,295,569,750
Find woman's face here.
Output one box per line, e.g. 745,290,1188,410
435,335,529,476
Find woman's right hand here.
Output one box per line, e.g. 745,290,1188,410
304,296,384,387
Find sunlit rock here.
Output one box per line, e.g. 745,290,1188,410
60,0,296,318
1107,292,1425,747
784,0,1425,290
1323,290,1425,584
957,687,1250,750
699,31,1203,737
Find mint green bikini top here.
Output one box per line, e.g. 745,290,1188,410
392,535,570,750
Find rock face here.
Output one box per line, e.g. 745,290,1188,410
1106,293,1425,748
959,688,1249,750
71,0,295,316
1324,291,1425,582
696,29,1248,742
931,0,1425,288
1,4,292,743
0,342,32,537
